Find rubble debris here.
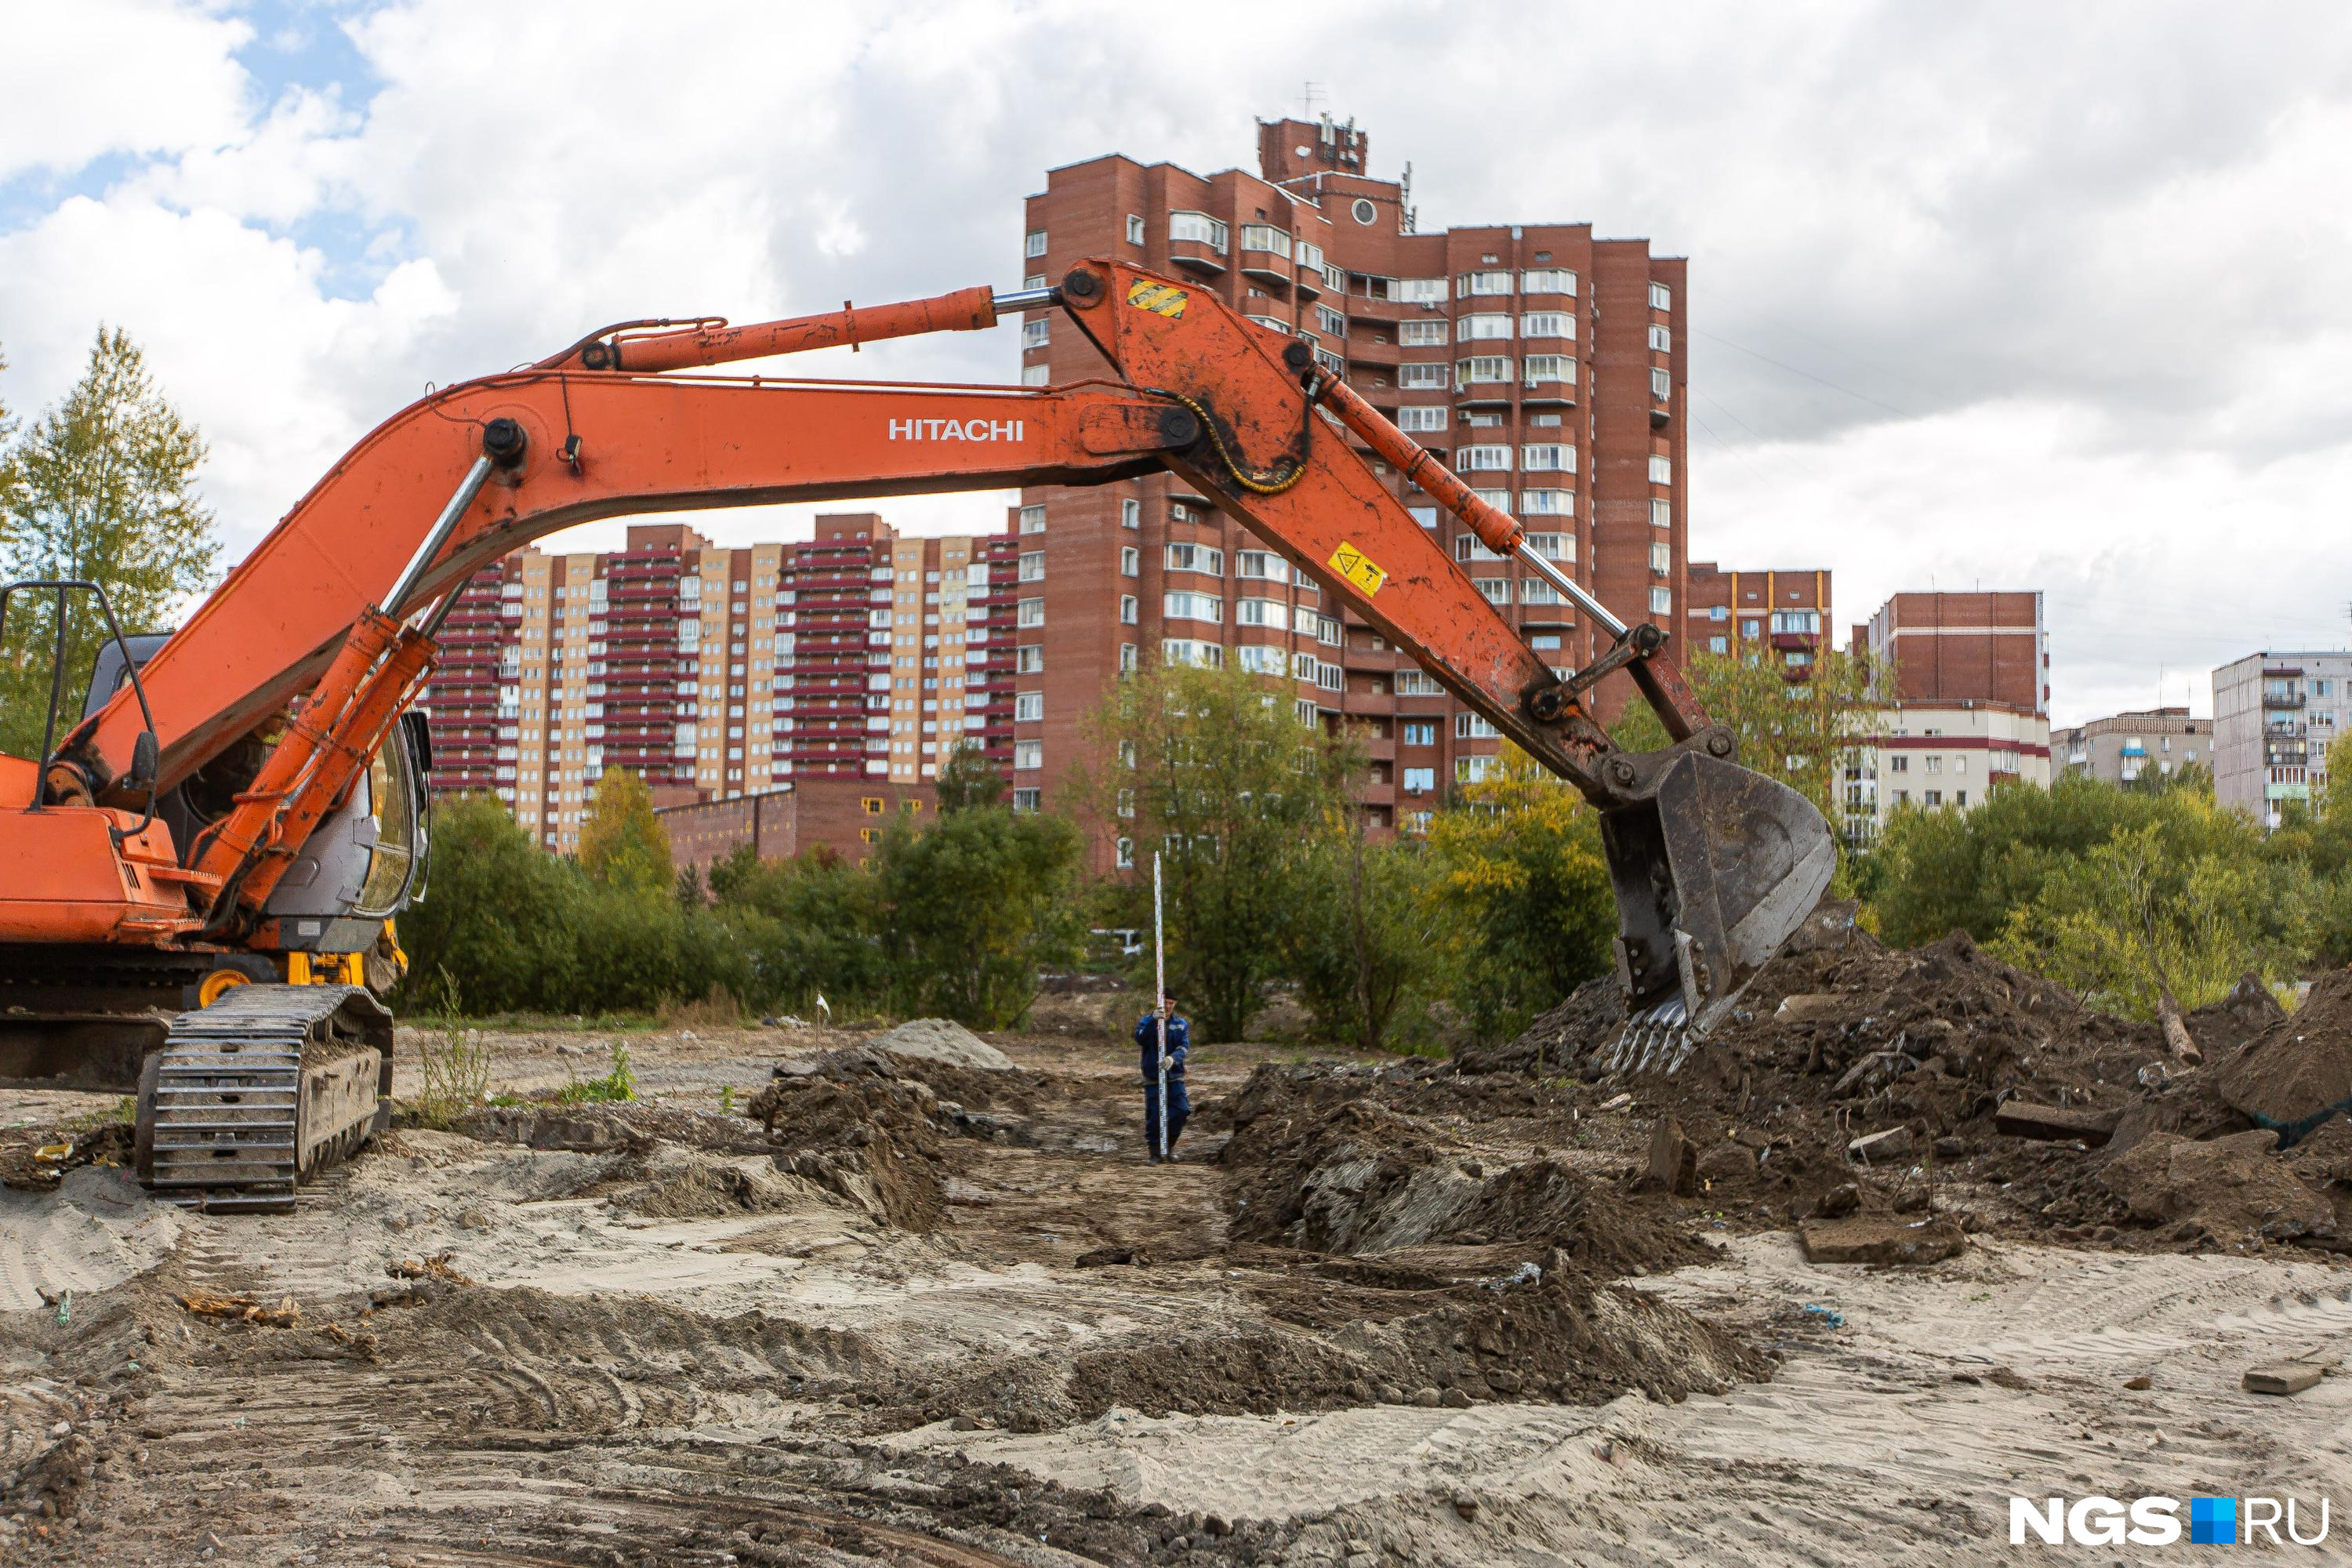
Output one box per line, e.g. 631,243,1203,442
2188,973,2287,1055
1994,1102,2122,1145
387,1252,476,1286
1075,1245,1147,1268
1847,1127,1915,1164
1641,1116,1697,1196
2244,1362,2325,1396
180,1293,301,1327
2100,1129,2335,1241
1799,1214,1966,1265
2123,1374,2153,1390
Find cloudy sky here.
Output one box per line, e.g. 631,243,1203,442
3,0,2347,724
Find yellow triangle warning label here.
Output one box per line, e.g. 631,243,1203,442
1328,542,1388,597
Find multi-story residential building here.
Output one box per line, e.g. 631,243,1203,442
2053,707,2212,786
423,514,1014,855
658,779,938,880
1683,562,1831,673
1842,590,2053,842
2212,651,2352,826
1011,112,1689,846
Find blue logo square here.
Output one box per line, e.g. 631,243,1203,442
2190,1496,2238,1545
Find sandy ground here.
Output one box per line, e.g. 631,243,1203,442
4,1011,2351,1566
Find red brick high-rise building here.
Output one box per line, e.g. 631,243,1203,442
423,514,1016,854
1010,113,1689,841
1684,563,1831,675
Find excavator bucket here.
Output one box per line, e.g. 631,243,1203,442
1596,750,1838,1073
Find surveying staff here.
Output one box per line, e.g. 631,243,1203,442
1135,1001,1190,1163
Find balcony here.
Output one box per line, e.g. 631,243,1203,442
1167,238,1226,276
2264,691,2307,710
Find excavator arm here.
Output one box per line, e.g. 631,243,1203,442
51,257,1832,1040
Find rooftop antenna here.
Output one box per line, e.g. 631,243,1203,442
1401,160,1416,233
1300,81,1325,119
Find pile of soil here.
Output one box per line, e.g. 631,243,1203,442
608,1145,835,1221
2212,969,2352,1140
789,1041,1047,1120
1219,1091,1707,1279
2187,972,2290,1057
2101,1129,2335,1243
866,1017,1018,1073
749,1072,953,1229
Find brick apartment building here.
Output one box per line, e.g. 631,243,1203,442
1683,563,1831,673
1843,590,2053,840
657,779,937,881
423,513,1015,855
1011,112,1690,839
2212,650,2352,826
2053,707,2211,787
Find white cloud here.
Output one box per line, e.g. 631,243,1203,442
0,0,253,181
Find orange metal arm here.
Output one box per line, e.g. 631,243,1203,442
66,258,1635,831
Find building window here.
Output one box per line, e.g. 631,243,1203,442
1399,362,1453,389
1025,229,1047,259
1396,670,1441,696
1397,405,1448,434
1164,543,1224,575
1017,597,1044,627
1742,618,1761,638
1519,311,1574,339
1015,504,1045,534
1457,270,1513,296
1709,635,1727,654
1315,305,1348,336
1650,498,1673,528
1236,644,1286,675
1924,789,1943,807
1019,550,1045,582
1520,444,1575,473
1473,578,1509,605
1457,444,1512,472
1399,319,1448,346
1651,366,1672,401
1236,550,1288,582
1650,586,1673,614
1120,594,1138,624
1163,590,1222,624
1022,318,1050,349
1126,212,1145,245
1649,454,1673,485
1016,644,1043,673
1771,610,1820,634
1403,766,1436,793
1402,721,1436,746
1161,638,1223,669
1650,542,1671,574
1456,713,1501,739
1014,739,1043,769
1120,497,1141,528
1519,490,1573,517
1012,787,1041,811
1648,323,1671,353
1456,356,1514,386
1120,642,1138,672
1168,211,1229,251
1455,535,1507,563
1650,281,1673,310
1015,691,1043,721
1396,276,1447,303
1521,267,1576,295
1459,312,1514,340
1239,223,1292,257
1523,355,1574,383
1021,364,1050,387
1236,597,1288,630
1522,579,1563,605
861,796,884,815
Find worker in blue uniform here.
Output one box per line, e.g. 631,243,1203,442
1134,1000,1190,1163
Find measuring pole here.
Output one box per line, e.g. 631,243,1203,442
1153,851,1168,1160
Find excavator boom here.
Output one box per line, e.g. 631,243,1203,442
7,256,1832,1207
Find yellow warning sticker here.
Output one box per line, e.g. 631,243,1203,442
1125,279,1189,318
1328,541,1388,597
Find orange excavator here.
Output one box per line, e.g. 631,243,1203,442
0,260,1834,1210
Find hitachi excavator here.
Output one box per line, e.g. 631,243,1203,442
0,259,1835,1212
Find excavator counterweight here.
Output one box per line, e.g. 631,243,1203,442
2,256,1835,1213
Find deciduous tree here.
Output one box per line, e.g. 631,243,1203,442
577,768,673,900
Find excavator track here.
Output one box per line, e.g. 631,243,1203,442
136,983,394,1214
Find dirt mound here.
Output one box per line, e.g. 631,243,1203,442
2211,969,2352,1142
894,1269,1762,1434
608,1145,837,1220
748,1073,949,1229
868,1016,1018,1073
2100,1130,2336,1243
2187,972,2289,1057
1221,1087,1709,1279
789,1040,1045,1118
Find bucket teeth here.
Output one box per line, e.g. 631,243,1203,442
1605,999,1697,1076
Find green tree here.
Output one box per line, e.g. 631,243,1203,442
1991,804,2305,1018
1077,658,1355,1042
1,327,218,758
873,794,1085,1027
935,741,1008,811
395,794,586,1013
1425,749,1618,1041
710,844,892,1014
1284,822,1446,1051
577,768,673,900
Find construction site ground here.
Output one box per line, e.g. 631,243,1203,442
6,953,2352,1567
